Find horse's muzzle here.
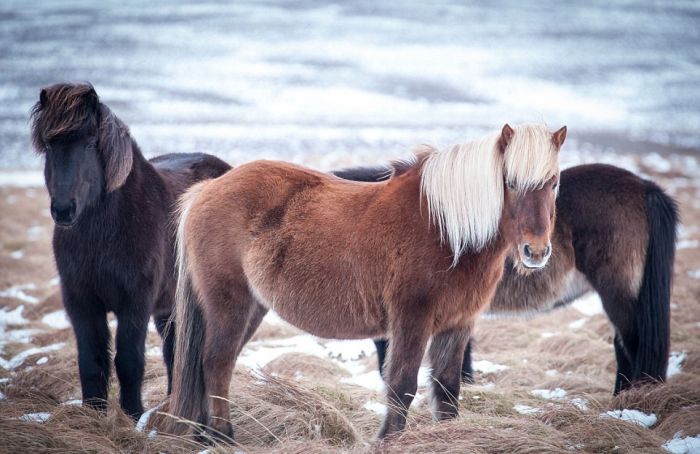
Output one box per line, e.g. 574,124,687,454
51,198,77,227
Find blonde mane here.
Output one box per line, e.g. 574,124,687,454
420,124,560,266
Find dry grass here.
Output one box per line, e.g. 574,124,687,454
1,154,700,453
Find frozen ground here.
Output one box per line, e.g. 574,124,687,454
1,0,699,172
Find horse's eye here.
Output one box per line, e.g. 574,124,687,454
507,181,516,191
552,183,558,191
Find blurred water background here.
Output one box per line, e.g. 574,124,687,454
1,0,699,171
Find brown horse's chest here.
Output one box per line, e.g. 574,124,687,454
429,248,508,331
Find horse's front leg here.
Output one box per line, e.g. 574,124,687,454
66,297,111,411
428,325,471,420
115,306,149,419
378,321,431,439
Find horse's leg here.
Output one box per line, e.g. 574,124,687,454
428,326,471,420
239,302,268,345
201,292,258,442
67,300,111,411
114,305,149,419
599,292,638,393
613,333,635,393
378,322,431,439
154,313,175,395
374,339,389,378
461,338,475,384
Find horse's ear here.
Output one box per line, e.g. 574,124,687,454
98,104,133,192
39,88,48,107
86,85,99,111
498,124,515,154
552,126,567,149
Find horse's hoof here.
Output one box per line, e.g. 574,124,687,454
197,422,235,446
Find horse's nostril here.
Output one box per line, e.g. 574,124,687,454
545,245,551,256
51,199,77,224
523,244,532,258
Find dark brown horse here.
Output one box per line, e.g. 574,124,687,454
30,83,231,419
168,123,566,440
336,163,677,394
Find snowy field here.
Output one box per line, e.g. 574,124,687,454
1,1,700,453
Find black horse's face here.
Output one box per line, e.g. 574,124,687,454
44,130,104,227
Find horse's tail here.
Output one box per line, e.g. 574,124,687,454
168,181,209,435
633,183,678,383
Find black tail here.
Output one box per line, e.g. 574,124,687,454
633,184,678,383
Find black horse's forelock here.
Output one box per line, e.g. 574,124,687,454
30,82,98,152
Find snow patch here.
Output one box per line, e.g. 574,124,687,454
41,310,70,329
514,404,541,415
0,284,39,304
341,371,385,392
136,406,158,432
0,343,66,370
571,292,604,316
0,305,28,327
20,412,51,423
531,388,567,400
688,269,700,280
667,351,687,378
663,433,700,454
323,339,376,361
677,240,699,250
571,398,589,411
9,250,24,259
545,369,559,377
363,400,387,415
146,346,162,357
35,356,48,365
569,318,587,329
472,360,507,374
602,409,657,427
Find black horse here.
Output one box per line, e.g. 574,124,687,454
30,83,231,418
334,163,677,394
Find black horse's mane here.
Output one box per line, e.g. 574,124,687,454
30,82,99,152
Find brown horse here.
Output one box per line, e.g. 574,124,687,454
168,123,566,440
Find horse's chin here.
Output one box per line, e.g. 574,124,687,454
512,257,548,275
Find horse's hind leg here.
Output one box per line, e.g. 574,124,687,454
200,290,259,442
428,326,471,420
461,338,475,384
378,319,431,439
613,333,635,393
599,291,638,393
154,312,175,394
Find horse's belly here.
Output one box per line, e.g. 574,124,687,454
488,269,593,317
248,281,385,339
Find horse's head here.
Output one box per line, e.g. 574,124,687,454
30,83,133,227
499,123,566,270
